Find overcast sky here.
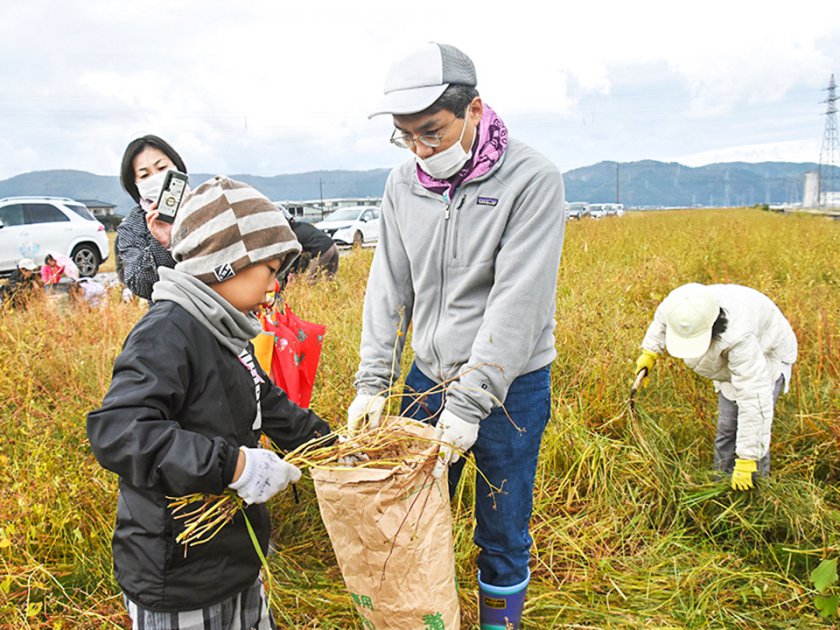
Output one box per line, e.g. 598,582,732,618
2,0,839,182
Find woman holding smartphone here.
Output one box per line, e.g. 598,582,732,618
116,135,187,299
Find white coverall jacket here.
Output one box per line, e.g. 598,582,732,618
642,284,797,461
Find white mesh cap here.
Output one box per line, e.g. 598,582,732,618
369,42,477,118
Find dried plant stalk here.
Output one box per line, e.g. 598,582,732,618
167,419,442,550
167,361,512,551
168,491,243,550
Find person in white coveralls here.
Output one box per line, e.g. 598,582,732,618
635,283,797,491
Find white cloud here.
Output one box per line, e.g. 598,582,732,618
674,138,822,167
0,0,839,179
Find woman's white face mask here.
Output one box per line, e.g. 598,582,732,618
136,169,170,210
416,109,475,180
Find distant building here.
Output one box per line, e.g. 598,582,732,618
78,199,117,218
802,172,819,208
802,171,840,209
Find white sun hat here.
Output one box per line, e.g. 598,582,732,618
664,283,720,358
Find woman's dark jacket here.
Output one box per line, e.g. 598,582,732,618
115,206,177,299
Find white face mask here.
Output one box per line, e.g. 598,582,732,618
416,110,475,180
136,169,169,209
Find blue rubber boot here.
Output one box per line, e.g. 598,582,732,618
478,571,529,629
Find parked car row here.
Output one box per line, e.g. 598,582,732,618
0,194,384,281
565,202,625,219
0,196,110,277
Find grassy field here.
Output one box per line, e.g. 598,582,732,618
1,208,838,628
97,233,117,275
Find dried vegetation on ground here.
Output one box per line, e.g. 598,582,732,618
1,208,837,628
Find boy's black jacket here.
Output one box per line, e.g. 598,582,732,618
87,300,330,611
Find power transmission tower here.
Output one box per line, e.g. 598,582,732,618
818,74,839,209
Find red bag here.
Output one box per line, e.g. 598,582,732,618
259,304,325,408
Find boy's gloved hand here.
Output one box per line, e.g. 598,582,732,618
635,349,658,385
347,393,386,435
228,446,301,505
433,409,479,479
731,458,757,491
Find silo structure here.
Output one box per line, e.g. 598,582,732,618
802,171,819,208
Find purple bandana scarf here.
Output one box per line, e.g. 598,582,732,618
415,103,509,198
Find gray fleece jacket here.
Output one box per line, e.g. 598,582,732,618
354,138,565,424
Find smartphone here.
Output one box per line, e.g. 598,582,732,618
155,170,189,224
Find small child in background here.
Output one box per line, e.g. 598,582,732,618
2,258,42,309
68,277,106,307
41,252,80,292
40,253,65,287
87,176,331,629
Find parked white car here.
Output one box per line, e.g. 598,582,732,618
315,206,380,247
588,204,608,218
565,201,590,219
0,196,110,277
600,203,624,216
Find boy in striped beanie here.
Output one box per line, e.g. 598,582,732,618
171,175,300,285
87,175,330,629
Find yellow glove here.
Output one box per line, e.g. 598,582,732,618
731,458,757,491
635,350,658,385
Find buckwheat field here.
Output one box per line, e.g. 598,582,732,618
1,208,837,628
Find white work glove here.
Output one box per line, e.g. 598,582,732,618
433,409,479,479
347,393,387,435
228,446,301,505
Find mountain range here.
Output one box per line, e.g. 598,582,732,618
0,160,834,215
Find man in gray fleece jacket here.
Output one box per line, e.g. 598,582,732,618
347,42,565,629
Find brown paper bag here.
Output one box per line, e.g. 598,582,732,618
311,417,460,629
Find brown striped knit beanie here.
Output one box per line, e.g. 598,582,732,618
171,176,301,284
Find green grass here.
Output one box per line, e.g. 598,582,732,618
1,208,837,628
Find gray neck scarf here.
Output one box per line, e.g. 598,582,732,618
151,267,261,355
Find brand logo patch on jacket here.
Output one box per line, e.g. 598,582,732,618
477,196,498,206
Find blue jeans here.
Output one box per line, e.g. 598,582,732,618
400,362,551,586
